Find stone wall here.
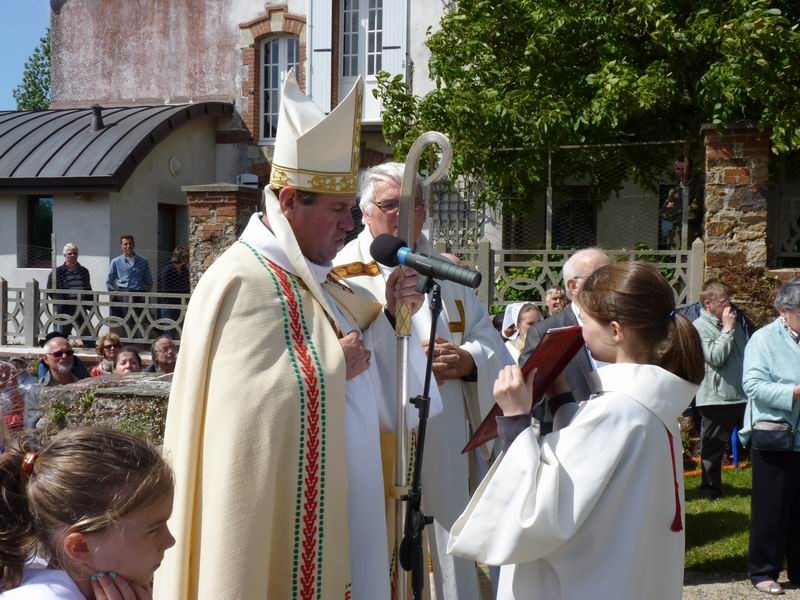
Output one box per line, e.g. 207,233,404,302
184,184,262,288
36,373,171,446
703,124,770,281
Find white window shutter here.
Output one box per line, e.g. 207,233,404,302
310,0,332,112
381,0,407,79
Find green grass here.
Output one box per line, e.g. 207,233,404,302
684,467,751,573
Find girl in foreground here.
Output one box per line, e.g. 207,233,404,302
0,429,175,599
448,262,704,599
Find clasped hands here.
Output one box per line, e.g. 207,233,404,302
423,336,475,385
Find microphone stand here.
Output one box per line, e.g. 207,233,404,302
399,275,440,599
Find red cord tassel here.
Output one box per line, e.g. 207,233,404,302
665,429,683,532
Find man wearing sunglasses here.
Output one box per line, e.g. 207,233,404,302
39,337,81,387
25,334,89,429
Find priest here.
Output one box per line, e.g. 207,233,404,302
334,162,513,600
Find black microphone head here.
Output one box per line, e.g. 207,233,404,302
370,234,407,267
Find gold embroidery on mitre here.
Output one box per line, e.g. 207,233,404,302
333,261,381,279
309,173,357,193
351,84,363,174
448,299,466,333
269,165,291,188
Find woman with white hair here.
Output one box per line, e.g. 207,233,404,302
45,243,93,344
740,276,800,595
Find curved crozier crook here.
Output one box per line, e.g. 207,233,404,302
411,131,453,187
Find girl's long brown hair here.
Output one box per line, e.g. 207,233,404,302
578,261,704,384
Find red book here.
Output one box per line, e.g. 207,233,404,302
462,324,585,453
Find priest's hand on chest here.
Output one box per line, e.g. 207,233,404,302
423,336,476,385
340,330,371,380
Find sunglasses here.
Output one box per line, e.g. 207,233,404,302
103,343,122,350
47,350,74,358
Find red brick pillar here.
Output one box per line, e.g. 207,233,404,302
702,124,770,280
184,184,261,289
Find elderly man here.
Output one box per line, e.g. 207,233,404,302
39,336,85,387
47,243,93,343
544,286,567,316
157,74,435,600
145,335,177,374
519,248,611,432
335,161,513,600
693,281,748,500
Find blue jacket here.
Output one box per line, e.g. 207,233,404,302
106,254,153,292
739,318,800,448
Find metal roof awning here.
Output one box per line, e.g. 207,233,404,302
0,102,233,192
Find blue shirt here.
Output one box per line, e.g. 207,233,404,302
106,254,153,292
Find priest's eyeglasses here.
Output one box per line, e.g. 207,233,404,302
374,199,426,214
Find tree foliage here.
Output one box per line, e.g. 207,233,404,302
376,0,800,208
13,29,51,111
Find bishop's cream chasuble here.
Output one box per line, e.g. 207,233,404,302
156,191,438,600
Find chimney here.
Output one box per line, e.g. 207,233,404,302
91,105,105,131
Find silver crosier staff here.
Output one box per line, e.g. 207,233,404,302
392,131,452,599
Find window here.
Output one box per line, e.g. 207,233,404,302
366,0,383,76
552,185,597,249
261,35,299,142
341,0,383,82
342,0,359,78
21,195,53,268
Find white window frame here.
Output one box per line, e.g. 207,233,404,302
340,0,383,89
260,35,300,144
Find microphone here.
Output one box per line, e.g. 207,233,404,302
370,234,482,289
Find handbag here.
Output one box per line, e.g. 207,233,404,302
751,421,797,451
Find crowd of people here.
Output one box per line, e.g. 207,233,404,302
44,238,190,344
0,331,179,439
0,71,798,600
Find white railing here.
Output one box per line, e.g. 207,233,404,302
1,239,704,344
440,238,705,311
0,280,190,346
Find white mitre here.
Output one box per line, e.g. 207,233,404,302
269,69,363,195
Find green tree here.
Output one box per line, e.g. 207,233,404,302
376,0,800,209
13,29,51,111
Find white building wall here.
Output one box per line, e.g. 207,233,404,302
53,193,113,291
0,192,111,289
0,119,217,292
408,0,447,97
0,195,31,287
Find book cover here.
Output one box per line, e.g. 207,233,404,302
462,324,585,453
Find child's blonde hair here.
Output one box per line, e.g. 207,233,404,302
0,428,173,591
